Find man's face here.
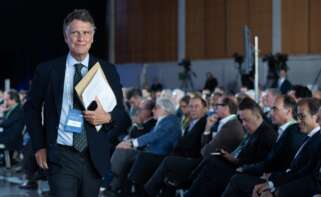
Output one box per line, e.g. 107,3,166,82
297,104,317,133
215,98,228,118
267,92,276,107
152,105,166,119
129,96,141,108
64,19,94,60
179,101,189,116
4,93,14,108
138,102,152,122
238,109,259,134
189,98,205,120
271,98,289,125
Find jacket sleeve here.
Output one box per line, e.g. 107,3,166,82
23,63,51,153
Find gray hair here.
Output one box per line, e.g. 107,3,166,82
156,97,176,115
63,9,96,34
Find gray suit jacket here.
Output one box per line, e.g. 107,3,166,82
201,118,244,157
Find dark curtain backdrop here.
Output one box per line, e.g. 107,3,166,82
0,0,108,90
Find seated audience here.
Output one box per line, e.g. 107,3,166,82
185,97,277,197
0,89,25,152
108,97,181,196
201,96,244,156
222,95,306,196
125,99,156,139
250,98,321,197
130,95,207,196
144,96,244,197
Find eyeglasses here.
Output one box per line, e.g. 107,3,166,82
215,103,226,107
297,112,306,120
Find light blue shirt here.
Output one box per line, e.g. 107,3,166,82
57,53,89,146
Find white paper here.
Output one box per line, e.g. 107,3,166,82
82,68,117,131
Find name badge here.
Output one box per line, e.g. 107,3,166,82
64,109,83,133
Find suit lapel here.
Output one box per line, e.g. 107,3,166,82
88,55,96,70
53,57,67,114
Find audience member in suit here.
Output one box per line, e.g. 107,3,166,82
288,84,312,102
261,89,281,130
177,95,191,132
273,67,292,95
126,99,156,139
264,160,321,197
109,97,181,196
24,9,131,197
185,97,277,197
250,98,321,197
127,88,143,120
143,96,208,197
201,96,245,157
0,89,25,151
222,95,306,197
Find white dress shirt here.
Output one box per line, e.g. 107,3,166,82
56,53,89,146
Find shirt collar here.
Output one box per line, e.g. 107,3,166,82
220,114,236,126
277,120,296,140
217,114,236,132
308,126,320,137
67,53,89,68
279,120,297,131
156,115,167,126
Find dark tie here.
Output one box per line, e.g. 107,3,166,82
72,63,88,152
231,133,249,158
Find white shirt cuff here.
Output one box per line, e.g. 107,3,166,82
268,181,276,192
132,139,139,148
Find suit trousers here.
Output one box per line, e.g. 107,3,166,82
110,148,138,191
144,156,200,197
277,175,321,197
48,145,101,197
185,156,236,197
22,141,39,180
128,151,165,184
221,173,265,197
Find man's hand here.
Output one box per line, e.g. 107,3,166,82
252,182,270,197
35,148,48,170
205,114,219,131
83,97,111,125
236,166,244,173
116,141,132,149
220,149,238,164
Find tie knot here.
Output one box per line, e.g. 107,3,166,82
75,63,84,73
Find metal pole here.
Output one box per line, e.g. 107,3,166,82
254,36,259,102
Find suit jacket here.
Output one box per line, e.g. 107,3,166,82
129,118,156,139
278,79,292,95
242,123,306,175
171,115,207,158
0,105,25,151
201,118,244,157
236,121,277,166
270,130,321,187
136,114,181,156
24,55,131,177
